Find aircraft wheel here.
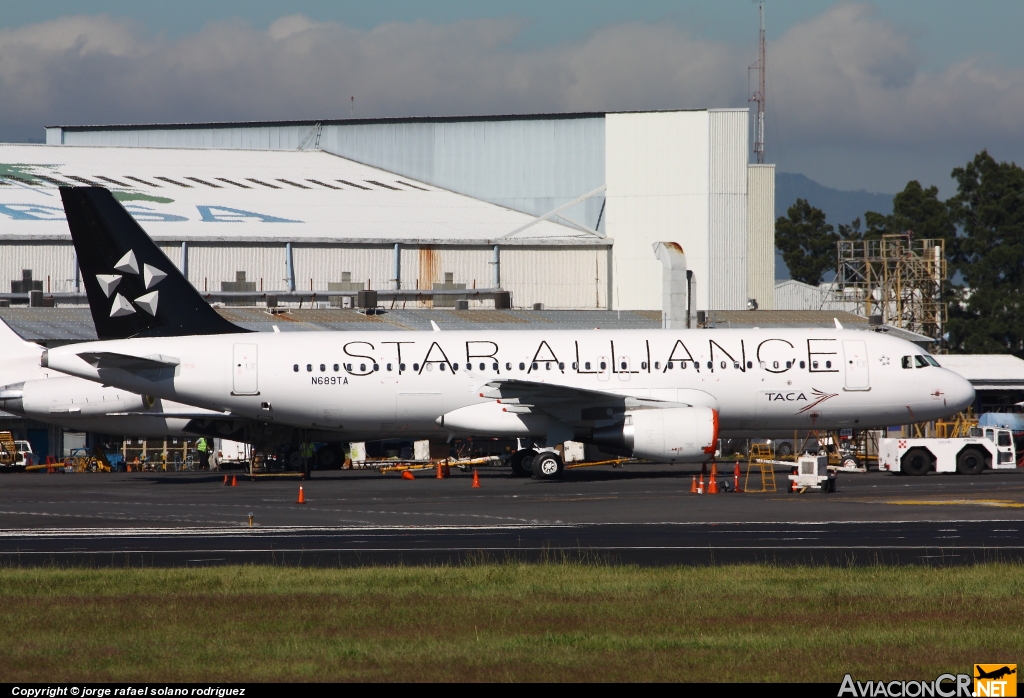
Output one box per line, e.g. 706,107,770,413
531,451,564,480
284,448,305,471
956,448,986,476
315,444,343,470
840,455,861,470
776,442,793,458
901,448,931,476
510,449,537,478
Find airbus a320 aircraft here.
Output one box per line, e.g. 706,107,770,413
41,187,974,479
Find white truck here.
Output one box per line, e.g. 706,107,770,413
879,427,1020,476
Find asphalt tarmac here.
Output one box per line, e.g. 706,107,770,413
1,463,1022,566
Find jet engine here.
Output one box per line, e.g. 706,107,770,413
437,401,548,436
590,406,718,463
12,377,149,418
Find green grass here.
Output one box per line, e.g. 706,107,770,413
1,563,1022,682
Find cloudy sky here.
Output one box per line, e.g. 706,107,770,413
1,1,1021,196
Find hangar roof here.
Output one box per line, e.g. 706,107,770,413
0,144,605,246
934,354,1024,390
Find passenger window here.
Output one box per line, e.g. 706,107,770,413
733,362,739,369
746,361,753,369
572,362,578,370
387,363,393,371
825,361,832,369
333,364,339,372
915,355,929,368
306,364,312,372
532,362,538,370
654,362,660,369
492,363,499,371
413,363,419,371
811,361,818,369
439,363,446,371
707,362,712,369
558,362,565,370
373,364,379,371
585,362,592,370
667,362,674,369
293,364,299,372
519,362,526,370
799,361,805,369
506,363,512,370
785,361,791,369
545,362,551,370
600,362,607,370
720,361,726,369
902,356,913,369
400,363,406,371
479,363,485,371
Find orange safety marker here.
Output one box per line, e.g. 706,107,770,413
401,470,415,480
708,463,719,494
297,485,306,504
790,466,798,492
733,461,743,493
697,471,704,494
472,469,481,488
690,475,698,493
436,461,445,479
443,462,451,478
231,474,238,487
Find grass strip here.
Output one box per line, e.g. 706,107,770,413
0,562,1021,682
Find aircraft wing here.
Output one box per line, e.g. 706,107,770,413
480,378,692,424
77,352,179,372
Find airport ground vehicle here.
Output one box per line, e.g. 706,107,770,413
879,426,1021,475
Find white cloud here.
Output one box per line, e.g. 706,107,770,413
0,3,1021,188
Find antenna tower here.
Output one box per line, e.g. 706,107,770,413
749,2,766,164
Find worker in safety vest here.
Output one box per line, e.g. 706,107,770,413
196,437,211,470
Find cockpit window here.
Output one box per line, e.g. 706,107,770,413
915,355,929,368
924,355,940,367
901,356,913,369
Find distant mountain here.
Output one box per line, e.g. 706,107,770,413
776,172,893,226
774,173,894,280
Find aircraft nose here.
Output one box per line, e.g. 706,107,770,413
944,370,975,413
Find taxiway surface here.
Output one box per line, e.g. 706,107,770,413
1,464,1022,565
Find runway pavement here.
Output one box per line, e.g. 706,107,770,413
1,463,1022,566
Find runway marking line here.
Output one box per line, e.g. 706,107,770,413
886,499,1024,508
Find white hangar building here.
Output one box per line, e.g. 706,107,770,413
20,109,775,312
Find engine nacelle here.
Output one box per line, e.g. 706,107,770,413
19,376,150,418
591,406,718,463
437,401,548,437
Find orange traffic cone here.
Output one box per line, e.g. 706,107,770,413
401,470,415,480
436,461,445,479
708,463,719,494
697,472,704,494
472,469,481,488
297,485,306,503
790,467,798,492
734,461,742,493
223,474,229,485
690,475,698,493
443,462,451,478
231,474,238,487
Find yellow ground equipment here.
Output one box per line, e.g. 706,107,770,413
745,443,778,493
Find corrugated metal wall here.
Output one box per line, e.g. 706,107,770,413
707,110,749,311
747,164,776,309
55,118,607,230
0,242,77,293
774,279,859,312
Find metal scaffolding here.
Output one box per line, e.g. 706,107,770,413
834,234,947,341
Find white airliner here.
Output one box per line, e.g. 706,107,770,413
0,316,224,438
39,187,975,478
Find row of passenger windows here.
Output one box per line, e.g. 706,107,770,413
293,358,835,373
902,355,940,369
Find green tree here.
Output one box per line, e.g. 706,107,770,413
775,198,839,285
861,180,956,244
945,151,1024,356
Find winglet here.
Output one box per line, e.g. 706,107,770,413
430,320,441,332
834,318,843,330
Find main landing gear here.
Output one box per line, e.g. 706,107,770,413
509,448,564,480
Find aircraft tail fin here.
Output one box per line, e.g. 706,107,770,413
59,187,249,340
0,317,43,358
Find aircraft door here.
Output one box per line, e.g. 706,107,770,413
842,340,870,391
232,344,259,395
